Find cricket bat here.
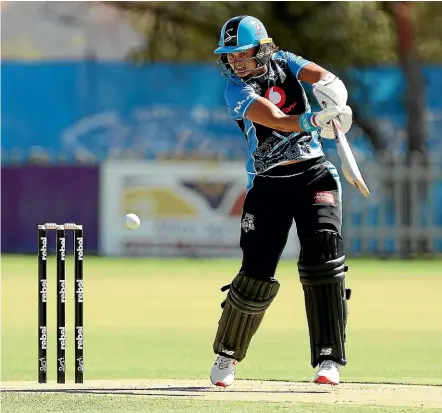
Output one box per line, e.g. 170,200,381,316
332,119,370,198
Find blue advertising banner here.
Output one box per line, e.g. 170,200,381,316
1,62,243,162
2,61,442,163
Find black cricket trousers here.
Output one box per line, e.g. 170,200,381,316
239,156,342,280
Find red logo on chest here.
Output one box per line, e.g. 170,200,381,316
264,86,286,108
264,86,297,113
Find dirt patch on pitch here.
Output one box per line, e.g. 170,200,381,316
2,379,441,408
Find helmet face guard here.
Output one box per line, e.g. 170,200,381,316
216,39,275,84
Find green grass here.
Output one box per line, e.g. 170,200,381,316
2,256,442,412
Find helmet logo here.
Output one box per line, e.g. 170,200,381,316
251,19,262,35
224,28,237,44
264,86,286,108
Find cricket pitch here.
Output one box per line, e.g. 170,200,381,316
2,379,441,408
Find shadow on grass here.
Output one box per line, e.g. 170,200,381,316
2,386,329,396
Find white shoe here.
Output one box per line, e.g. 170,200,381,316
210,355,238,387
314,360,341,385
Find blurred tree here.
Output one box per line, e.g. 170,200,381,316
383,1,426,161
383,1,428,256
107,1,441,156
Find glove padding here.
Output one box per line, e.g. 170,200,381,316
313,74,352,139
312,105,352,135
320,106,353,139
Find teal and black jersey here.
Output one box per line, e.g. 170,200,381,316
224,50,324,189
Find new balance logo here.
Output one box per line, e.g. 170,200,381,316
320,348,332,356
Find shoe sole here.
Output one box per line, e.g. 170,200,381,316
314,375,339,385
210,377,233,387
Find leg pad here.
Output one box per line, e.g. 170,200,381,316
298,230,351,367
213,272,280,362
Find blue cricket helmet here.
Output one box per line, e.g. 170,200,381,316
214,15,271,54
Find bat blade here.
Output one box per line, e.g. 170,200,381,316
332,120,370,198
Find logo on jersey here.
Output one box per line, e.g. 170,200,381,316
264,86,286,108
265,86,298,114
233,95,254,115
234,100,245,114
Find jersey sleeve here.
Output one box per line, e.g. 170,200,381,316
284,51,312,78
224,82,259,120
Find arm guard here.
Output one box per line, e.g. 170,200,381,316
313,74,352,138
313,73,348,108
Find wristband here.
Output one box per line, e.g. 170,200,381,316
299,112,320,132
